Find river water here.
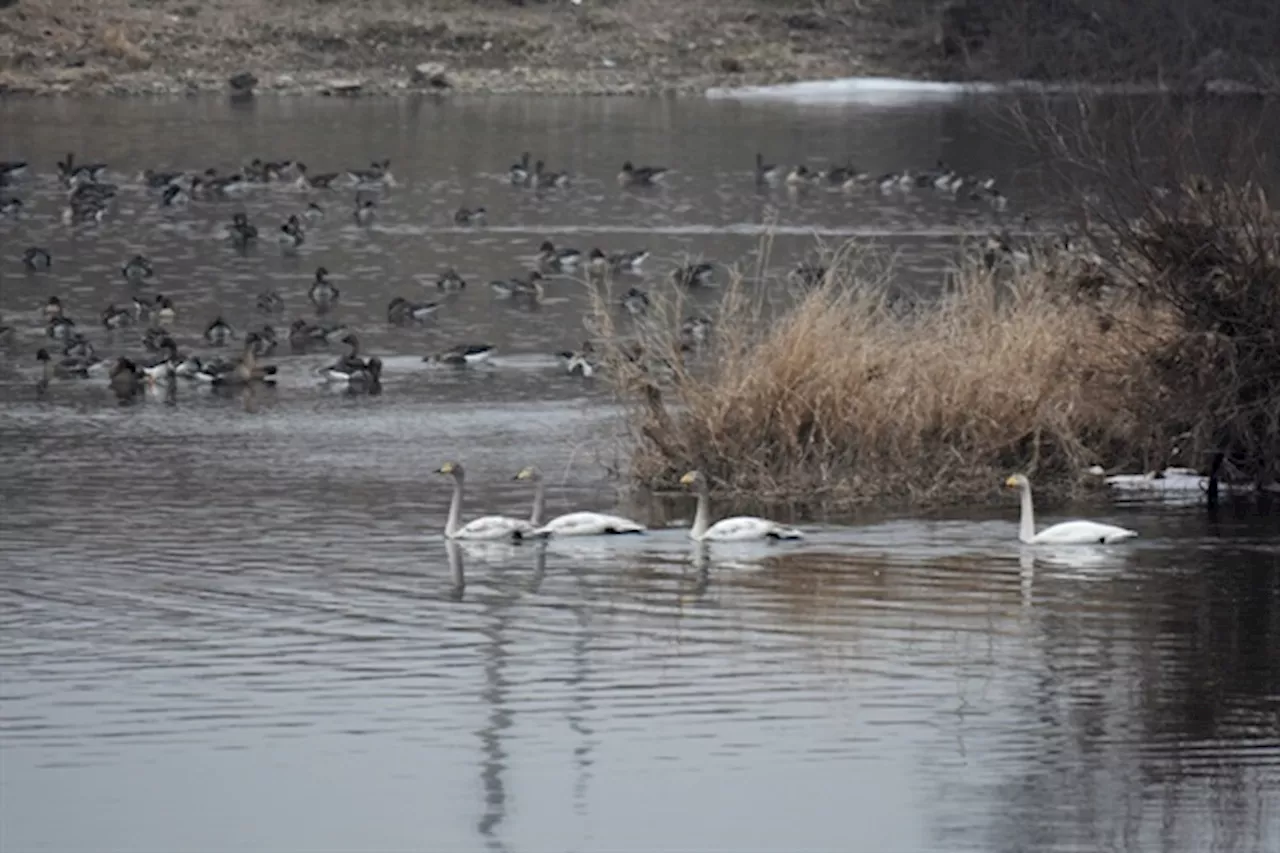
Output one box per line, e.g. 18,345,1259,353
1,95,1277,853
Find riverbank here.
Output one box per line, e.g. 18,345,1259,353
5,0,1277,98
0,0,943,97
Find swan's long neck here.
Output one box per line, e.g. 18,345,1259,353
445,475,464,537
529,481,546,526
1018,481,1036,543
691,484,711,539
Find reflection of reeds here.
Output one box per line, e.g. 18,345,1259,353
588,236,1169,507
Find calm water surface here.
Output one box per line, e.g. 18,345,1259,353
1,96,1278,853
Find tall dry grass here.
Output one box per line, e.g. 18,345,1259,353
587,241,1170,505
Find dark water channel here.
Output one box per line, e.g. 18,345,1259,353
0,94,1277,853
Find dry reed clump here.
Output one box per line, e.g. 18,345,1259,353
587,242,1166,506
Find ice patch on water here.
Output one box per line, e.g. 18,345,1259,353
705,76,1171,104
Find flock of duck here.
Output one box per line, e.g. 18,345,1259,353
0,147,1012,404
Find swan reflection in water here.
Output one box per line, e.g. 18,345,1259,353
445,542,554,852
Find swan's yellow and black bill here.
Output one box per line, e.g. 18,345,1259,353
437,461,456,474
514,467,535,480
679,471,697,485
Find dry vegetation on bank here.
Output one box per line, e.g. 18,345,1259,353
588,179,1280,506
0,0,937,95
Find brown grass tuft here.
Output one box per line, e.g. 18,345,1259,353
588,240,1168,506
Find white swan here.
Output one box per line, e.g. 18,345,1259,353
1005,473,1138,545
522,466,647,537
680,470,803,541
437,461,543,541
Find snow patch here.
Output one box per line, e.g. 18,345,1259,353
705,76,1171,104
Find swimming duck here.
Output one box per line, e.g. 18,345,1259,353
533,160,570,189
934,170,966,194
509,152,532,186
279,215,305,252
323,334,382,389
454,206,487,226
200,334,277,387
63,333,96,361
621,287,651,317
0,161,27,181
353,198,377,226
212,335,279,387
62,197,107,225
318,322,352,346
35,347,98,388
823,163,866,186
23,247,52,270
347,159,395,187
785,165,816,186
194,173,246,199
755,153,781,184
429,343,496,366
294,163,340,190
257,290,285,314
156,296,179,325
618,161,669,187
44,296,67,320
161,184,190,207
141,325,173,353
878,172,914,193
587,247,649,277
204,316,236,346
101,303,133,331
1,197,22,217
122,254,154,283
46,315,76,342
672,262,716,288
139,337,181,386
69,181,117,206
537,240,581,272
142,169,184,189
437,267,467,290
912,160,949,189
303,202,325,224
289,318,325,353
489,271,544,301
264,160,296,183
982,187,1009,211
108,357,146,401
131,294,176,324
131,295,154,321
308,267,339,311
790,261,828,287
387,296,440,325
57,153,107,187
680,315,713,349
555,341,598,377
249,326,277,356
228,212,258,248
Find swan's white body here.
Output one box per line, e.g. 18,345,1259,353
681,471,803,542
1007,474,1138,545
441,462,544,541
532,511,646,538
